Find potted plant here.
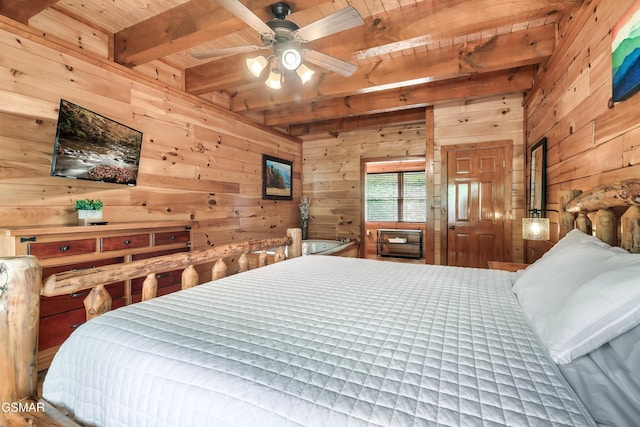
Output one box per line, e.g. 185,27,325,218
75,199,104,226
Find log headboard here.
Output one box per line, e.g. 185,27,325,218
560,179,640,252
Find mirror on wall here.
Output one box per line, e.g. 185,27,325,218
529,137,547,214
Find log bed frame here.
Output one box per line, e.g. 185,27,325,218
1,179,639,426
1,227,302,426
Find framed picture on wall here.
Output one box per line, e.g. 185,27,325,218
262,155,293,200
612,0,640,102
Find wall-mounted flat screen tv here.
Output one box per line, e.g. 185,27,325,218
50,99,143,186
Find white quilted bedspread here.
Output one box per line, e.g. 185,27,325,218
43,256,595,426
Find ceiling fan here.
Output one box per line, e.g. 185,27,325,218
191,0,364,88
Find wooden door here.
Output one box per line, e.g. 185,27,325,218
446,145,508,267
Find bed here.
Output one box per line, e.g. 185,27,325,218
1,181,639,426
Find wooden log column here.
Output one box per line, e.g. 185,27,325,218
565,180,640,244
621,206,640,253
0,256,41,420
595,209,617,246
83,285,112,320
182,265,199,289
559,190,581,238
142,274,158,301
287,228,302,258
575,213,592,235
212,259,227,280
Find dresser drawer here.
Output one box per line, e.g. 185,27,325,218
101,234,149,252
40,282,125,318
131,269,181,294
154,230,190,246
28,238,96,259
39,297,126,350
131,283,181,304
130,247,189,303
41,258,124,317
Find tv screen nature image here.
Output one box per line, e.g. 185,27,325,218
51,99,143,185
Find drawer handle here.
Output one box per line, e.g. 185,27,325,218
123,239,131,245
71,266,96,272
59,245,70,252
170,235,176,240
70,290,90,298
156,272,171,279
69,322,85,329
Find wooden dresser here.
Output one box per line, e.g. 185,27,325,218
0,221,195,369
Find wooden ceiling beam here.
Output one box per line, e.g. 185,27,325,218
114,0,577,69
263,67,535,127
182,0,572,94
114,0,346,67
114,0,250,66
320,0,578,61
0,0,59,24
287,108,427,137
226,25,553,115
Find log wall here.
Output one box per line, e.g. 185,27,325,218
434,94,525,264
302,93,525,264
0,17,301,250
301,122,427,242
525,0,640,260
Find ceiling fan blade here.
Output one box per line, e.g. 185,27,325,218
294,6,364,43
216,0,275,36
303,49,358,77
191,45,268,60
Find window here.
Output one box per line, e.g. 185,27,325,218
366,171,426,222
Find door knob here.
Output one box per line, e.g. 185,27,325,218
449,225,456,230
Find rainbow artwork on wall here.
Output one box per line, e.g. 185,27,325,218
612,0,640,102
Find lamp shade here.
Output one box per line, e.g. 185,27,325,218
296,63,315,84
246,55,268,77
522,217,550,240
264,68,283,89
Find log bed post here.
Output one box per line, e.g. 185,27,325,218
621,206,640,253
258,250,268,267
212,259,227,280
559,190,581,238
565,180,640,247
575,213,592,235
182,265,199,290
142,273,158,301
595,209,617,246
274,247,286,263
83,285,112,320
238,254,249,272
0,257,41,424
287,228,302,258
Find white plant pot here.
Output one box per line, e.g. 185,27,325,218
77,209,103,226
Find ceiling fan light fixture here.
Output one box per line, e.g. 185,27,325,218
246,55,268,77
281,48,302,71
265,68,283,89
296,63,315,84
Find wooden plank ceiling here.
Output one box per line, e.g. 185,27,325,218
1,0,581,137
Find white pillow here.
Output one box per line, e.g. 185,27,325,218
544,265,640,363
513,229,640,363
546,228,610,253
513,233,619,323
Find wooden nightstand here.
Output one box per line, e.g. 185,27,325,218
487,261,530,272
